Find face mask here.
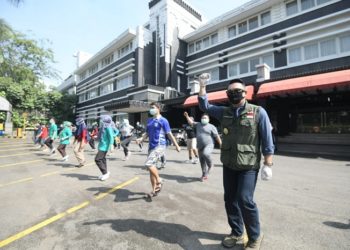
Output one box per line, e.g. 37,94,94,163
149,108,157,116
49,120,54,124
201,118,209,125
227,90,245,105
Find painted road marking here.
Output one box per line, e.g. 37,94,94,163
0,152,32,158
0,177,139,248
0,177,34,188
0,148,35,152
0,160,44,169
0,162,95,188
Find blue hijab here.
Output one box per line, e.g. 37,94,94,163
75,117,86,137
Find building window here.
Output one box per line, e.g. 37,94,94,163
228,25,236,38
249,57,260,72
317,0,330,4
262,53,274,68
286,0,298,16
88,88,97,99
340,34,350,53
187,75,194,88
88,64,98,76
239,61,249,74
211,33,218,45
116,74,133,90
195,40,202,51
228,63,238,77
118,42,133,58
79,71,86,81
261,11,271,26
203,37,210,48
288,47,302,63
301,0,315,11
101,53,114,68
320,38,336,57
100,83,113,95
209,68,219,82
238,21,248,34
304,43,319,60
188,43,194,54
248,17,259,31
78,94,85,103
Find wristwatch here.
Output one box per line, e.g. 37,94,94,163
263,162,273,167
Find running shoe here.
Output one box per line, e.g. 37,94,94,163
192,158,199,164
100,172,110,181
62,155,69,162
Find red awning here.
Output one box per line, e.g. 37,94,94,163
257,69,350,98
183,85,254,107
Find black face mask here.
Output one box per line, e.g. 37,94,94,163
227,90,244,104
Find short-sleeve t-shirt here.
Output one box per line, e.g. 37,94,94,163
195,122,219,149
147,116,171,150
184,124,196,139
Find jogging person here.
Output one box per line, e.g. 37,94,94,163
136,102,181,197
57,121,72,161
135,121,145,151
183,116,199,164
45,118,58,154
94,115,115,181
119,119,134,161
198,76,274,249
89,122,99,150
73,117,88,168
184,112,221,181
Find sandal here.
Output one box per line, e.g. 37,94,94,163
154,181,163,194
147,191,157,198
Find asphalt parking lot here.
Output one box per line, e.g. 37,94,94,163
0,138,349,250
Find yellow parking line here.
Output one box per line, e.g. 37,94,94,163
94,176,140,200
0,177,139,248
0,177,34,188
0,160,44,169
0,152,32,158
0,148,34,152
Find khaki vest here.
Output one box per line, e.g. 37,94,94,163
220,102,261,170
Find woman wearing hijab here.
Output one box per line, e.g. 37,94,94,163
73,117,88,168
119,119,134,161
95,115,115,181
57,121,73,162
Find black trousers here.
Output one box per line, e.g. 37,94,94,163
57,144,67,157
44,137,54,150
95,150,108,174
89,138,95,149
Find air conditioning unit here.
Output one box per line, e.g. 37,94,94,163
164,87,178,99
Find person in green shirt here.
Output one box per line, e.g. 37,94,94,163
95,115,115,181
57,121,73,162
45,118,58,154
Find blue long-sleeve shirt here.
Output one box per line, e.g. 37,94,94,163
198,95,274,155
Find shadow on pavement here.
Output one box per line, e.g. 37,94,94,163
86,187,151,203
323,220,350,229
49,163,76,168
160,173,200,183
61,173,99,181
83,219,225,249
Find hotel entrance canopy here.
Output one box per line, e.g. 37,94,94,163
257,69,350,98
183,85,254,107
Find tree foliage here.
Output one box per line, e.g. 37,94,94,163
0,20,76,128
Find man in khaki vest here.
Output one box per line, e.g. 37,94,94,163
198,76,274,249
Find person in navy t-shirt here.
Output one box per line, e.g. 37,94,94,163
137,102,181,197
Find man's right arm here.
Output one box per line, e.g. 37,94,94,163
198,85,224,120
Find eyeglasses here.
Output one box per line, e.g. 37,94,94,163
227,89,246,94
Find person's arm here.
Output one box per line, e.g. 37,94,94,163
198,84,224,120
258,107,274,165
166,132,181,152
136,132,148,144
107,128,115,151
211,126,222,148
183,112,195,126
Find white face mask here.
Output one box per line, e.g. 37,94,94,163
201,118,209,125
149,108,157,116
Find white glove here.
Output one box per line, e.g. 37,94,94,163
261,165,272,181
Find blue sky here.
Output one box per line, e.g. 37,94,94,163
0,0,250,86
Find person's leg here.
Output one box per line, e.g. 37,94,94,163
89,138,95,149
236,169,260,242
121,139,128,157
198,148,207,178
57,144,64,157
222,167,245,247
61,145,67,157
45,138,53,150
95,150,108,175
79,143,86,164
202,144,214,175
74,143,84,165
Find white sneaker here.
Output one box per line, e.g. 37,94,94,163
62,155,69,162
50,148,56,154
184,160,191,163
100,172,110,181
192,158,199,164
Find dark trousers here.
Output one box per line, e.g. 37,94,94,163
223,166,260,241
44,137,54,150
57,144,67,157
121,136,132,156
95,150,108,174
89,138,95,149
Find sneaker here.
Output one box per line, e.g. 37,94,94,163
123,156,129,161
222,234,244,248
62,155,69,162
200,176,208,182
100,172,110,181
50,148,56,154
246,233,264,249
192,158,199,164
75,163,84,168
161,161,166,169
